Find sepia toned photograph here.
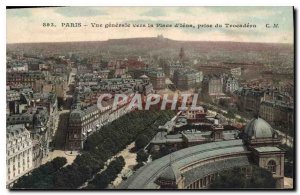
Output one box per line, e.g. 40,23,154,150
6,6,294,190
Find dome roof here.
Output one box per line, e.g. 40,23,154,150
244,117,274,139
159,165,176,181
140,74,149,79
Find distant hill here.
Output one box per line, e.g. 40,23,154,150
7,37,293,54
7,37,293,72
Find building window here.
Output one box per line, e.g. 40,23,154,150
267,160,276,174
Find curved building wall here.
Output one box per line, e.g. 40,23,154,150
120,140,252,189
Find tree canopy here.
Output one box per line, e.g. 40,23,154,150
135,134,150,150
85,156,125,189
210,166,276,189
12,157,67,189
12,110,175,189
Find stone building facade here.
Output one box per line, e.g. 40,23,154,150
67,102,133,150
202,76,224,96
6,125,33,186
259,100,294,131
147,70,165,90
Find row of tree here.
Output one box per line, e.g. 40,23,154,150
13,153,104,189
133,149,149,171
84,110,175,161
85,156,125,189
12,157,67,189
13,110,175,189
52,153,104,189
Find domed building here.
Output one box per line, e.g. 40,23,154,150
140,74,149,81
245,117,274,138
242,117,284,188
120,117,286,189
242,117,281,147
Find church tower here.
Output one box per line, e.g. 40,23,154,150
179,47,185,63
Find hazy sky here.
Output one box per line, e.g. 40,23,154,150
7,7,294,43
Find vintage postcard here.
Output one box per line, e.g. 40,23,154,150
6,6,294,190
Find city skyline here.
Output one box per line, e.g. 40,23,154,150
6,6,294,190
